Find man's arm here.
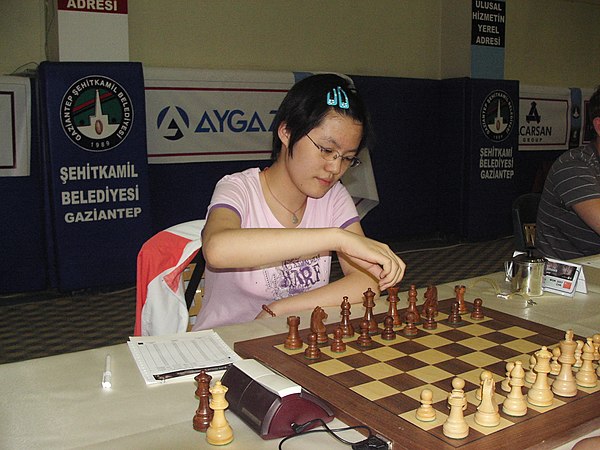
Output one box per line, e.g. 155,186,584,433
572,198,600,234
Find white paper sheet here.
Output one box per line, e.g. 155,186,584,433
127,329,241,384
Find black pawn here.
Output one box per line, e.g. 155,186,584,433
403,310,418,336
423,306,437,330
381,315,396,340
304,332,321,359
357,320,373,348
331,327,347,353
447,301,463,326
471,298,485,320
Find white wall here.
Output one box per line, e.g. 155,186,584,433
1,0,599,87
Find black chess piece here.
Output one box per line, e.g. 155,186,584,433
381,315,396,340
339,296,355,337
447,301,463,326
423,306,437,330
357,320,373,347
304,332,322,359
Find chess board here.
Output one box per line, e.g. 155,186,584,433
234,298,600,450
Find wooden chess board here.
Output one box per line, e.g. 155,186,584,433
234,298,600,450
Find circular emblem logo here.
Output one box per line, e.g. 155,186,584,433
480,90,514,142
61,76,133,152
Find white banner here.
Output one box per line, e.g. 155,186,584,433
518,85,570,151
144,67,293,163
0,76,31,177
143,67,379,217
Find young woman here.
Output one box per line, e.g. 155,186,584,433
192,74,405,330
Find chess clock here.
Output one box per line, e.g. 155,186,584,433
543,257,583,297
221,360,334,439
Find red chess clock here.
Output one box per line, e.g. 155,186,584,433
220,361,334,439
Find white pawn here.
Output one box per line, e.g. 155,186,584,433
475,370,500,427
501,361,515,393
416,388,436,422
206,381,234,446
575,337,598,388
502,361,527,417
550,347,561,376
443,377,469,440
525,354,537,384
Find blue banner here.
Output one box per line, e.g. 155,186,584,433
38,62,151,291
466,79,519,239
440,78,519,241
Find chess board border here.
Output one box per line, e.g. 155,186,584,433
234,299,600,450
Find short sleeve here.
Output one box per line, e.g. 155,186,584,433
553,156,600,208
326,182,360,229
206,169,259,221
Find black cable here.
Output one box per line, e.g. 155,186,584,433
278,418,373,449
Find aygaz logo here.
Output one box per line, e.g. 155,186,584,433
480,90,514,142
156,106,189,141
61,76,133,152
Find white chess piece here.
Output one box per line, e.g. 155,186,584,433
443,378,469,439
475,370,500,427
550,347,561,376
502,361,527,417
527,346,554,407
575,338,598,388
501,361,515,392
573,340,584,370
525,353,537,384
553,330,578,397
206,381,234,445
592,334,600,361
416,388,436,422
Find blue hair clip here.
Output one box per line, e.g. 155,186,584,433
338,87,349,109
326,86,350,109
326,88,338,106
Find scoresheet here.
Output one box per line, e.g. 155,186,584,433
128,330,241,384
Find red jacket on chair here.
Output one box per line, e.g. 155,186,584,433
134,220,205,336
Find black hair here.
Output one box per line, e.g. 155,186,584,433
589,85,600,138
271,74,373,161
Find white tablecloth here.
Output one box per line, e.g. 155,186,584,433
2,270,599,449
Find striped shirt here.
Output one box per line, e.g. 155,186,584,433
536,143,600,260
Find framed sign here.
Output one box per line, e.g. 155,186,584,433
543,258,583,297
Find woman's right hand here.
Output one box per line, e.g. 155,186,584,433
336,229,406,291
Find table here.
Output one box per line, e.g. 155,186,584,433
2,270,600,449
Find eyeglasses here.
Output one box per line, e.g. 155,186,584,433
306,134,361,168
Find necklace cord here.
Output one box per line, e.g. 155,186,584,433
263,170,307,224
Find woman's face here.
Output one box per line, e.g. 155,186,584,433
280,110,363,199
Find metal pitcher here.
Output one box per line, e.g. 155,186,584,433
506,253,546,297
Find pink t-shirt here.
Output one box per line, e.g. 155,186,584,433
192,167,360,330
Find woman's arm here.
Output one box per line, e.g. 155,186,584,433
203,207,405,291
256,221,390,318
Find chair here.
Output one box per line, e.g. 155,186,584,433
134,220,205,336
512,193,541,252
182,249,206,331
